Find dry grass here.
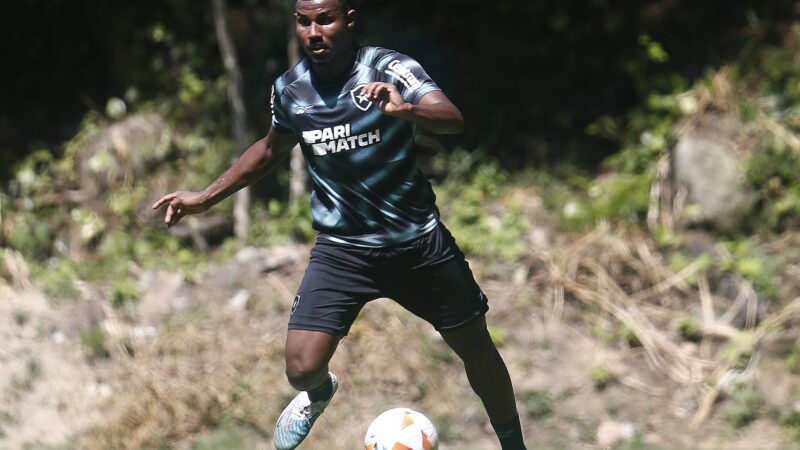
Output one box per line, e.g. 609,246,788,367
81,296,480,449
83,317,287,449
79,221,800,448
538,222,800,430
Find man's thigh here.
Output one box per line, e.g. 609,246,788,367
288,240,382,336
383,224,489,331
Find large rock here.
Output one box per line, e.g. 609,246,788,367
673,123,753,230
137,271,185,325
72,113,173,192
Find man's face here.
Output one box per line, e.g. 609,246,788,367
294,0,355,66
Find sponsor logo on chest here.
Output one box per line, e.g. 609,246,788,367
301,124,382,156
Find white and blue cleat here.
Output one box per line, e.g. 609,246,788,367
274,372,338,450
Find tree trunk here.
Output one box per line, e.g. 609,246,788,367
287,16,308,205
212,0,250,241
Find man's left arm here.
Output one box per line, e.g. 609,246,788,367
360,83,464,135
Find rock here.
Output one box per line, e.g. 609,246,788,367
226,289,251,312
597,420,635,447
673,123,753,230
716,369,752,395
2,249,31,289
137,271,184,325
512,265,529,285
73,113,172,193
683,230,719,258
235,245,301,273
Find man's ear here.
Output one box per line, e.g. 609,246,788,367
346,9,357,31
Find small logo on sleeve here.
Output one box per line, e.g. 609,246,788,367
385,60,422,92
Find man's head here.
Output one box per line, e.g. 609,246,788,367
294,0,357,74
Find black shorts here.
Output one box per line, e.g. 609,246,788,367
288,222,489,336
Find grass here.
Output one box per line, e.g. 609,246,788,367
520,389,553,420
590,366,617,391
191,420,262,450
13,309,29,326
80,327,109,362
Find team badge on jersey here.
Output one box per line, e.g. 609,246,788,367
350,84,373,112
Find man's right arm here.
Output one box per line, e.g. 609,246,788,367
152,128,298,228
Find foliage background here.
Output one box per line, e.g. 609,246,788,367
3,0,797,175
3,1,800,449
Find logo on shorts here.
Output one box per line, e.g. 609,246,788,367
350,84,373,111
291,295,300,316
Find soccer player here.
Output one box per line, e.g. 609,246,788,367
153,0,528,448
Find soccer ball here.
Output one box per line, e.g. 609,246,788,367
364,407,438,450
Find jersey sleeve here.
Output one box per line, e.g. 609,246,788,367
378,52,441,105
270,82,294,134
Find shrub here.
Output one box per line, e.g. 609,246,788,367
520,389,553,419
725,386,762,428
590,366,617,390
677,317,702,342
80,327,110,362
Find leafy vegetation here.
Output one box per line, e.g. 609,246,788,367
432,150,530,262
725,385,762,429
80,327,110,362
590,366,617,391
2,3,800,449
519,389,553,420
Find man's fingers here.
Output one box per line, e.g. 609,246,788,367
152,192,177,209
370,84,390,100
360,82,377,96
361,82,390,99
164,204,175,226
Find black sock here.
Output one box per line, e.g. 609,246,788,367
491,414,527,450
306,373,333,403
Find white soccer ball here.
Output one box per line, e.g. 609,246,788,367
364,407,439,450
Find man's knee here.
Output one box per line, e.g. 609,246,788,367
285,354,328,390
284,329,339,390
442,319,498,362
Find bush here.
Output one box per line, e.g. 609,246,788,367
520,389,553,419
33,259,79,302
676,317,702,342
725,386,762,429
487,326,506,348
785,346,800,374
431,150,530,262
590,366,617,390
111,278,141,307
80,327,110,362
247,196,314,247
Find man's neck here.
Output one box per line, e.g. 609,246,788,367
312,47,357,80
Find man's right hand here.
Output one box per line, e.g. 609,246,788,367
152,190,209,228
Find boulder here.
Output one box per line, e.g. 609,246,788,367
137,271,185,325
72,114,172,193
597,420,635,447
673,123,753,230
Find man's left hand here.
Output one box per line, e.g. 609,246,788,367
360,82,410,117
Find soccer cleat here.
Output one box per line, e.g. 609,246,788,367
274,372,338,450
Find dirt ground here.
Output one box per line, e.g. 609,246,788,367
1,241,798,450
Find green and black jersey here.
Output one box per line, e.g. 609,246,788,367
271,46,442,247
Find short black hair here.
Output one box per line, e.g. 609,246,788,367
296,0,354,14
